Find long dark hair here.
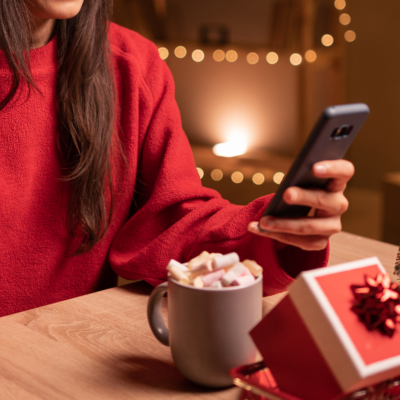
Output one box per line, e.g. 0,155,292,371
0,0,116,255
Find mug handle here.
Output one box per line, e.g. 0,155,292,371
147,282,170,346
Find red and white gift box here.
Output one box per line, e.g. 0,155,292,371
250,257,400,400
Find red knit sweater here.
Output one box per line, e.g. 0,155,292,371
0,23,328,317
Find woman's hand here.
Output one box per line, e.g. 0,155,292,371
248,160,354,251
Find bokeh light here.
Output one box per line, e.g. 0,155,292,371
273,172,285,184
344,30,356,42
252,173,265,185
211,169,223,181
247,52,259,65
321,34,334,47
290,53,302,66
196,167,204,179
192,49,205,62
339,13,351,26
213,49,225,62
158,47,169,60
334,0,346,10
305,50,317,63
266,52,279,64
174,46,187,58
231,171,244,184
226,50,238,63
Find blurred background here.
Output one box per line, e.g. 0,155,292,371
112,0,400,245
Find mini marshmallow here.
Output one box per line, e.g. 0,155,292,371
188,251,211,270
243,259,263,277
202,269,225,287
212,253,240,270
168,265,189,284
193,276,204,288
232,274,255,286
210,280,222,289
221,263,248,287
190,260,213,278
167,259,189,273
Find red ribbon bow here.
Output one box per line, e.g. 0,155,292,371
351,273,400,337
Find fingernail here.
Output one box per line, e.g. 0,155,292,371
314,164,327,174
260,217,275,229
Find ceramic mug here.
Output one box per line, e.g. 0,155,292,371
147,275,263,387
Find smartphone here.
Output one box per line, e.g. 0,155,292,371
261,103,370,219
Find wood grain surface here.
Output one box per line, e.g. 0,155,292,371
0,232,397,399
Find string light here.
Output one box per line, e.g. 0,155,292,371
192,49,205,62
322,34,334,47
339,13,351,25
196,167,204,179
273,172,285,184
290,53,302,66
252,173,265,185
175,46,187,58
231,171,244,184
211,169,223,181
247,52,259,65
226,50,238,63
266,52,279,64
213,49,225,62
334,0,346,10
158,47,169,60
344,30,356,42
305,50,317,63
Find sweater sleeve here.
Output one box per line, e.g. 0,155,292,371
108,43,329,296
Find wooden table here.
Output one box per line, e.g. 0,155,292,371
0,232,398,399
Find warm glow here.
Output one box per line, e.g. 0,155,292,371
322,34,334,47
211,169,223,181
158,47,169,60
273,172,285,184
192,50,205,62
252,173,265,185
339,13,351,25
247,52,259,65
334,0,346,10
196,167,204,179
213,49,225,62
305,50,317,63
226,50,238,63
231,171,244,184
345,30,356,42
213,127,249,157
290,53,302,66
266,52,279,64
174,46,187,58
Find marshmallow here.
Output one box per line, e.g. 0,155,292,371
243,259,263,277
202,269,225,287
193,276,204,288
167,259,189,273
210,280,222,289
188,251,211,270
221,263,248,287
212,253,240,270
232,274,255,287
190,260,213,278
168,265,189,285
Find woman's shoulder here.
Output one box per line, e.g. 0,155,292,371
108,22,160,70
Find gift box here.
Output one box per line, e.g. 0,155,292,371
250,257,400,400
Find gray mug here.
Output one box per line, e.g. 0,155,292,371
147,275,263,387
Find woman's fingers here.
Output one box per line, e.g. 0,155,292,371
283,187,349,216
248,222,329,251
312,160,355,192
257,215,342,236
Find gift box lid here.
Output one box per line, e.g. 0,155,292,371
287,256,400,392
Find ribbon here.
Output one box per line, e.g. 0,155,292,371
351,272,400,337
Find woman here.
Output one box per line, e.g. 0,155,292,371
0,0,353,316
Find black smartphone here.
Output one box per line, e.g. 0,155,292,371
261,103,370,219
